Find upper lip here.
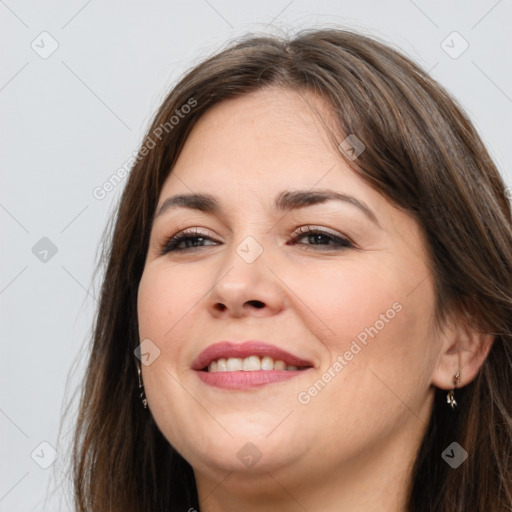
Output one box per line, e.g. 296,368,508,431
191,341,314,370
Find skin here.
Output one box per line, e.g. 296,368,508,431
137,87,494,512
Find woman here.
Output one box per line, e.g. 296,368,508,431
69,28,512,511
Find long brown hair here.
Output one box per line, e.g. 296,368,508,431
66,28,512,511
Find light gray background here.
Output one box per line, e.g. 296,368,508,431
1,1,511,510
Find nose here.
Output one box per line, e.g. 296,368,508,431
206,238,285,319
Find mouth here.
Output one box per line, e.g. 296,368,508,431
191,340,314,389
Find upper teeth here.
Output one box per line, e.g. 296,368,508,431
208,355,300,372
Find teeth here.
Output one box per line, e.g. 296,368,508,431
261,356,274,370
207,355,303,372
226,357,242,371
242,355,261,371
274,360,286,370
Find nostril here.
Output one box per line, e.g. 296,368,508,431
247,300,265,309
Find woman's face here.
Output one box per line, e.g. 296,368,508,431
137,87,443,492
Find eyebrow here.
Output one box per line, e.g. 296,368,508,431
154,189,380,227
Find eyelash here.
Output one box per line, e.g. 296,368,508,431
158,226,354,255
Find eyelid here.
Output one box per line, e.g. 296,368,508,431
294,224,347,239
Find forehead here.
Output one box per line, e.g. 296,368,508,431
159,88,376,203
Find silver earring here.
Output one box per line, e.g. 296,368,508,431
446,370,461,409
137,363,148,409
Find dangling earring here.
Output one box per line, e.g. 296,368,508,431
446,370,461,409
137,362,148,409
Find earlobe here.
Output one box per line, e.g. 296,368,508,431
431,314,495,391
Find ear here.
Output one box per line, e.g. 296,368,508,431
431,310,495,390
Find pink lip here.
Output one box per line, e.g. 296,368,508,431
191,341,314,370
192,341,313,390
196,369,312,389
191,341,314,390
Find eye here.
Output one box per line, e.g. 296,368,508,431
289,226,353,250
158,225,354,256
158,228,218,255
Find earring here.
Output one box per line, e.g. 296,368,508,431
446,370,461,409
137,362,148,409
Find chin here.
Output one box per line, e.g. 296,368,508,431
180,429,302,473
193,445,295,475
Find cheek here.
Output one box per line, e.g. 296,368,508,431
286,260,406,347
289,259,435,394
137,263,206,340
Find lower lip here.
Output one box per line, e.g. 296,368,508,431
195,369,311,390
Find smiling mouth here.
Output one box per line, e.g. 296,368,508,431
203,355,311,373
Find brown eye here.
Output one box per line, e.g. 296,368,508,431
160,229,218,255
291,226,353,250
